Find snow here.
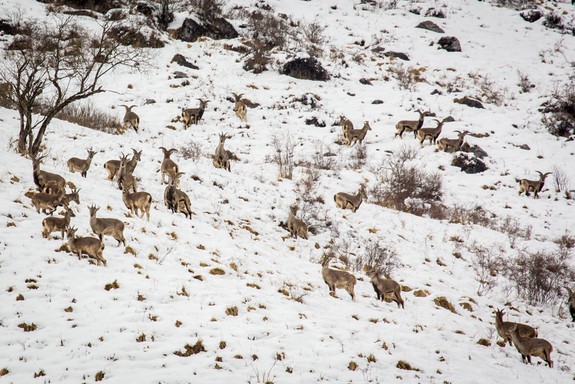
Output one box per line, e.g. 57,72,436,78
0,0,574,383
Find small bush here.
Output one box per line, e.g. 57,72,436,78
396,360,420,371
387,64,425,91
434,296,457,314
269,132,295,180
541,83,575,138
552,165,570,193
179,140,202,161
299,20,327,57
355,242,400,277
174,340,207,357
468,242,503,295
189,0,224,22
56,102,122,134
492,0,537,10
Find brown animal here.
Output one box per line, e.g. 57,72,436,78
494,309,538,347
565,287,575,322
334,185,367,213
66,226,106,266
437,130,470,152
104,148,142,181
395,109,425,139
509,324,553,368
117,154,137,193
232,92,247,124
42,208,75,239
344,121,372,146
32,154,66,194
416,118,449,147
88,205,126,246
213,133,239,172
515,171,551,199
119,104,140,132
122,185,152,221
321,254,356,301
67,149,97,177
364,265,404,308
160,147,179,184
182,99,209,128
287,205,308,240
164,172,192,219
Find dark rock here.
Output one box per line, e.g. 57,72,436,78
454,96,484,109
210,17,239,39
520,9,543,23
452,153,487,174
416,20,445,33
110,25,164,48
305,117,326,127
371,46,386,54
425,8,446,18
171,54,199,69
135,2,157,19
513,143,531,151
384,51,410,61
460,143,488,159
438,36,461,52
144,99,156,105
443,116,456,123
281,57,330,81
409,8,421,15
372,100,384,105
173,71,188,79
431,89,442,95
359,78,372,85
0,19,18,35
175,17,238,42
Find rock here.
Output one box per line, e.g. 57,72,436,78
460,143,488,159
425,8,446,18
171,54,199,69
384,51,410,61
454,96,484,109
359,78,372,85
281,57,330,81
175,17,238,42
372,100,384,105
438,36,461,52
210,17,239,39
416,20,445,33
520,9,543,23
452,153,487,174
305,117,326,127
173,71,188,79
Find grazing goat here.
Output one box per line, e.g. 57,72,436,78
565,287,575,322
287,205,308,240
160,147,179,184
88,205,126,247
321,255,356,301
31,192,66,215
42,208,75,239
416,118,448,147
66,226,106,266
182,99,209,128
122,185,152,221
516,171,551,199
67,148,96,177
494,309,538,347
104,148,142,181
213,133,239,172
32,154,66,195
164,172,193,219
364,265,404,308
117,154,137,193
232,92,247,124
395,109,425,139
334,185,367,213
119,104,140,132
344,121,372,146
509,324,553,368
437,130,469,152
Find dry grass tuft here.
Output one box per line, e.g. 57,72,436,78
348,361,358,371
247,283,261,289
209,268,225,275
104,280,120,291
124,246,137,256
174,340,206,357
95,371,105,381
225,306,239,316
434,296,457,314
413,289,429,297
0,368,8,377
396,360,420,371
459,302,473,312
18,322,37,332
219,341,226,349
477,338,491,347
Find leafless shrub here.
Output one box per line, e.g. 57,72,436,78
269,132,295,179
299,20,327,57
246,10,292,52
56,102,122,134
179,140,202,161
310,141,338,171
476,75,505,106
494,216,531,249
447,203,495,227
492,0,537,10
387,63,425,91
517,71,534,93
468,242,503,296
504,248,575,305
552,164,570,192
354,242,400,277
350,143,367,170
189,0,224,21
540,82,575,138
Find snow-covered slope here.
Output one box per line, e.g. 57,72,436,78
1,0,574,383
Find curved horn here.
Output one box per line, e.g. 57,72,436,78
565,286,574,296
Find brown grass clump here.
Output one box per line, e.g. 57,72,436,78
104,280,120,291
225,306,238,316
477,338,491,347
434,296,457,314
174,340,206,357
95,371,105,381
413,289,429,297
0,368,8,377
459,302,473,312
209,268,225,275
348,361,358,371
124,246,136,256
18,322,37,332
396,360,420,371
247,283,261,289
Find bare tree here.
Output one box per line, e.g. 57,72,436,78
0,16,147,156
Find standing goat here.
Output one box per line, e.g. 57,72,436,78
344,121,372,146
494,309,538,347
515,171,551,199
416,118,448,147
339,115,354,135
104,148,142,181
31,191,66,215
32,154,66,195
88,205,126,247
117,154,137,193
364,265,404,308
395,109,425,139
334,185,367,213
321,254,356,301
232,92,247,124
437,130,469,152
182,99,209,128
67,226,106,266
119,104,140,132
164,172,193,219
565,286,575,322
213,133,239,172
42,207,75,239
67,148,97,177
160,147,179,184
287,205,308,240
509,324,553,368
122,185,152,221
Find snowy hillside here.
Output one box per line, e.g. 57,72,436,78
1,0,574,383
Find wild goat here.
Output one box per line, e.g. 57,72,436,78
510,324,553,368
437,130,469,152
31,188,79,214
565,287,575,322
232,92,247,124
213,133,239,172
117,154,137,193
122,185,152,221
334,185,367,213
164,172,192,219
32,154,66,194
494,309,538,347
287,205,308,240
182,99,209,128
42,207,75,239
119,104,140,132
416,118,448,147
66,226,106,266
344,121,372,146
88,205,126,246
516,171,551,199
364,265,404,308
104,148,142,181
321,255,356,301
0,82,13,102
395,109,425,139
339,115,354,135
67,148,96,177
160,147,179,184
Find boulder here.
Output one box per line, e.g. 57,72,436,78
175,17,238,42
171,54,199,69
454,96,484,109
281,57,330,81
452,153,487,174
438,36,461,52
416,20,445,33
520,9,543,23
384,51,410,61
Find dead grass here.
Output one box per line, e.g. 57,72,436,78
174,340,206,357
434,296,457,314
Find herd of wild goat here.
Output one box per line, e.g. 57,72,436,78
24,93,573,370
